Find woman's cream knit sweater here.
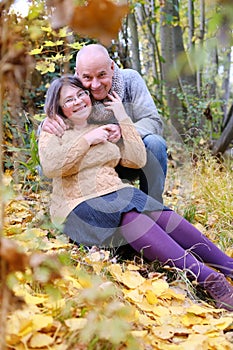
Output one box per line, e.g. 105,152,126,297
39,117,146,226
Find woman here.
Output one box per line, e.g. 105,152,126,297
39,75,233,311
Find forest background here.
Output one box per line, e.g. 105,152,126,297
1,0,233,349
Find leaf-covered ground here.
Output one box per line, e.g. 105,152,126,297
1,150,233,350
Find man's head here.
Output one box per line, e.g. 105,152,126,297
75,44,114,101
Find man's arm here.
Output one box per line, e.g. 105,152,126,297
122,69,164,138
38,116,67,138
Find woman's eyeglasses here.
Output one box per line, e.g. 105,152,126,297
62,90,90,108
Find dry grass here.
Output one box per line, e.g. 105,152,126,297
164,149,233,252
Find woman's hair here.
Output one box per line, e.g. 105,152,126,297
44,75,87,122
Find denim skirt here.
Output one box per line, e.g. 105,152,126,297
63,187,169,248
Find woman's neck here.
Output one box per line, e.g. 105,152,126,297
73,121,88,130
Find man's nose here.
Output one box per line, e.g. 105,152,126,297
91,77,101,89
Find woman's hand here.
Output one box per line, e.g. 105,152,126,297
104,92,128,122
42,116,67,137
84,125,111,145
104,124,121,143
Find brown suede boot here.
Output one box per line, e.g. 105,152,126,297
204,273,233,311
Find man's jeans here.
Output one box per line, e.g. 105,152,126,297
115,134,167,203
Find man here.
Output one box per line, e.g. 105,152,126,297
42,44,167,203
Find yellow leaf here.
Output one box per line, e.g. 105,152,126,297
211,316,233,330
151,305,171,317
151,279,169,296
186,304,216,315
41,26,53,33
44,40,64,46
24,293,48,306
152,325,175,340
59,27,73,37
108,263,123,280
29,47,43,55
182,313,206,327
65,318,87,331
26,228,48,237
3,173,13,186
162,288,186,301
225,247,233,258
137,311,155,327
7,312,33,337
208,335,233,349
44,298,65,310
29,332,54,348
123,288,143,303
68,42,85,50
36,61,55,74
4,224,23,235
145,290,158,305
63,54,73,62
135,299,156,313
42,238,71,250
193,324,220,337
32,315,54,331
121,270,145,289
65,275,83,289
127,263,140,271
52,53,64,60
181,333,209,349
131,330,148,338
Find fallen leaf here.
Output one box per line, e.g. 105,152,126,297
65,318,87,331
29,332,54,348
152,325,175,340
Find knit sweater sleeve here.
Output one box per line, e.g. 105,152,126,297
38,131,90,178
122,69,164,138
118,117,146,168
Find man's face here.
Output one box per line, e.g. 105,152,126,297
76,56,114,101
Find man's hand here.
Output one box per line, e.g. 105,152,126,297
104,124,121,143
104,92,128,122
42,116,67,137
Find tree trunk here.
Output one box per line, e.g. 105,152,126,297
173,0,197,88
127,12,141,74
221,48,231,128
160,0,185,135
188,0,195,50
197,0,205,95
136,2,163,100
212,107,233,155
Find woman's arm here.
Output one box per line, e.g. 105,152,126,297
104,92,146,169
39,126,111,178
38,131,90,178
118,117,146,169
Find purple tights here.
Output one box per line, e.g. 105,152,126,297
120,210,233,284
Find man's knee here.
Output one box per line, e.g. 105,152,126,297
143,135,167,154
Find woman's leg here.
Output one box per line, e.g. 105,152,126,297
120,211,233,311
121,211,215,283
148,210,233,277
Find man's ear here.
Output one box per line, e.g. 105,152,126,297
110,59,115,70
74,67,79,77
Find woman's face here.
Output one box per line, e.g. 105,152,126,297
60,85,92,125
